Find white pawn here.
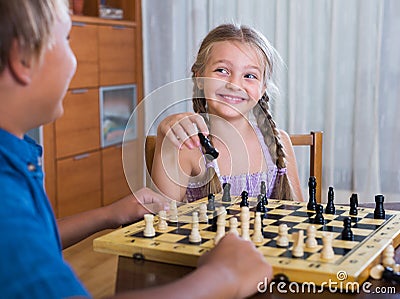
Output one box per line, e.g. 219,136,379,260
370,264,385,280
276,224,289,247
321,233,335,260
306,225,318,248
382,244,396,267
168,201,178,222
198,203,208,223
189,212,202,244
229,217,239,236
143,214,156,237
157,210,168,231
252,212,264,244
292,230,304,257
214,207,227,245
240,206,250,241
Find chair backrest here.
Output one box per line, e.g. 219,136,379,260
289,131,323,203
145,131,323,202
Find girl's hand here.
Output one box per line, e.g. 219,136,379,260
157,112,208,150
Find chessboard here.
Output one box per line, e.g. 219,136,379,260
93,193,400,287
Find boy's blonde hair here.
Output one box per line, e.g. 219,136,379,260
191,23,293,200
0,0,69,73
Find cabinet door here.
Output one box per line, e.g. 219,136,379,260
98,25,136,85
55,89,100,158
69,23,99,89
57,151,102,218
102,145,131,205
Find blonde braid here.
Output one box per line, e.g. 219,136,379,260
253,93,293,200
192,84,222,195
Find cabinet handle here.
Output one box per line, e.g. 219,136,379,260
73,153,90,160
71,88,89,94
112,25,126,30
72,22,86,27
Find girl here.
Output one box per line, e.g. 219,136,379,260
152,23,303,203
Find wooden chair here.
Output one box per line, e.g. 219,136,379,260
145,131,323,202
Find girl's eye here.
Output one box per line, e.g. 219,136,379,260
245,73,257,79
215,68,228,74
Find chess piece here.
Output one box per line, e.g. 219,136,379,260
370,264,385,280
214,207,227,245
382,244,396,268
198,132,219,160
157,210,168,231
189,212,202,244
374,194,385,219
221,183,231,202
325,187,335,214
207,193,215,211
305,225,318,248
260,181,268,205
240,190,249,207
198,203,208,223
341,217,354,241
252,212,264,244
168,201,178,222
143,214,156,238
292,230,304,258
256,195,266,217
276,224,289,247
240,206,250,241
313,204,325,225
349,193,358,216
382,266,400,283
321,233,335,260
307,176,317,211
229,217,239,236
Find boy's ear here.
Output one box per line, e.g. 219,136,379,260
8,39,33,85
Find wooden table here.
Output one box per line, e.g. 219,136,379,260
115,203,400,298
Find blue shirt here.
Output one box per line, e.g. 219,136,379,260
0,129,90,298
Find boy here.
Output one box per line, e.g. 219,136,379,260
0,0,271,298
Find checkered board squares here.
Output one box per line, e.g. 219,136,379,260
94,195,400,287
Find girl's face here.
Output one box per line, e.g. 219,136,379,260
200,40,266,121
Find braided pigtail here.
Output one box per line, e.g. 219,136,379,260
253,93,293,200
192,81,222,195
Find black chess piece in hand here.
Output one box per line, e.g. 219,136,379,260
198,132,219,160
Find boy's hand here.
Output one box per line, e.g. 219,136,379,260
198,233,272,298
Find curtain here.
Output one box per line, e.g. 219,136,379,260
142,0,400,203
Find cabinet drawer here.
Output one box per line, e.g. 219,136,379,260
69,23,99,88
55,89,100,158
98,25,136,85
102,145,131,205
57,151,102,218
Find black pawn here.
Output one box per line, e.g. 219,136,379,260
341,217,354,241
325,187,335,214
349,193,358,216
240,190,249,207
207,193,215,211
256,195,266,217
313,204,325,224
374,194,385,219
260,181,266,196
222,183,231,202
307,176,317,211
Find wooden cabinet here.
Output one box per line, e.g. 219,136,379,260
44,0,143,218
98,25,136,85
57,151,102,217
55,89,100,158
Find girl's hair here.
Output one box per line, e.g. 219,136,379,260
0,0,69,73
191,23,293,200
